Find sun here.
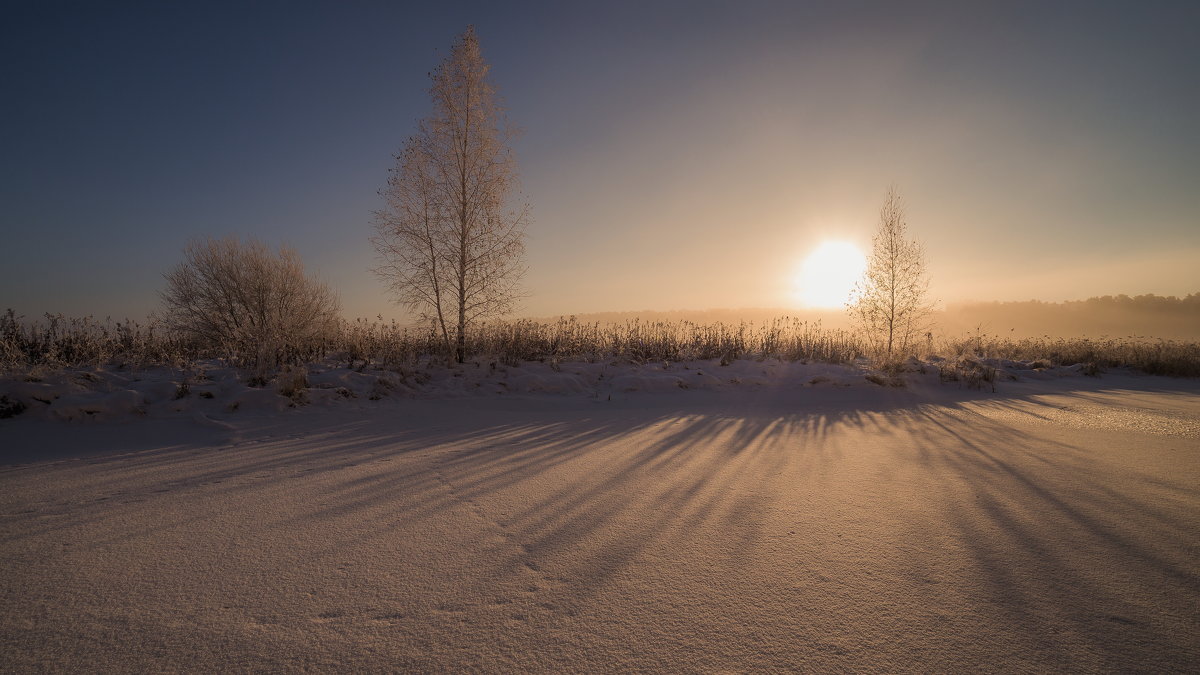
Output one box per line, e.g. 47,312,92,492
793,240,867,309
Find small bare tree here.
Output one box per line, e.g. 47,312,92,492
848,187,933,360
372,26,528,363
160,237,340,374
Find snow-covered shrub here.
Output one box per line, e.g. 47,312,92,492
160,237,339,375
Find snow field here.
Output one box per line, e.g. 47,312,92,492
1,363,1197,671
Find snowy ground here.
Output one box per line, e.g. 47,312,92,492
1,361,1198,671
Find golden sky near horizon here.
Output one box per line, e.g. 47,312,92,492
2,3,1197,323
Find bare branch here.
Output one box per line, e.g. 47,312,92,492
371,27,528,363
847,187,934,361
160,236,340,373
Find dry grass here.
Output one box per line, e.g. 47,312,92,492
940,331,1200,378
3,309,1198,378
0,310,195,372
461,317,863,366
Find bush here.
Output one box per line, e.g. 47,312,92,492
160,237,339,375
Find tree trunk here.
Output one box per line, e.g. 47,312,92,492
456,296,466,364
371,28,526,356
455,71,471,365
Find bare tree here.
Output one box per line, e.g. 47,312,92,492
372,26,528,363
848,187,933,359
161,237,340,374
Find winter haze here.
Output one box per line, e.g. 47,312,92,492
2,1,1197,323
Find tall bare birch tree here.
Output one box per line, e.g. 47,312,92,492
372,26,527,363
848,187,932,359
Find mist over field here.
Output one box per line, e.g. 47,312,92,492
938,294,1200,340
532,293,1200,341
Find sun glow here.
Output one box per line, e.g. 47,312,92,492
794,240,867,309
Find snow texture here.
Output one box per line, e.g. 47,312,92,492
1,361,1198,671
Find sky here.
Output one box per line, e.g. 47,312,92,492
2,0,1197,322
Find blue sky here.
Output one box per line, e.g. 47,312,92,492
2,1,1197,321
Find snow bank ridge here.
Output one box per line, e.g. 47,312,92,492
0,356,1105,423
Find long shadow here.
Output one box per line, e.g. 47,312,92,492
2,380,1197,669
886,402,1199,669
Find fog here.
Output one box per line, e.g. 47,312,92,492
526,293,1200,342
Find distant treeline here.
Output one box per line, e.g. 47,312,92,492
940,294,1200,340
